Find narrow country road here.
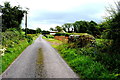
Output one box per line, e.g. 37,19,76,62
2,35,79,78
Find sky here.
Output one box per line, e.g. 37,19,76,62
0,0,118,30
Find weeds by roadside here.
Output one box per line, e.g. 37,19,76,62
44,35,120,79
56,44,117,79
0,29,39,74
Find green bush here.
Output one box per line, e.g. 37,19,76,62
2,30,24,47
26,35,33,43
74,39,120,76
1,30,39,74
56,44,117,79
2,40,29,73
95,53,120,73
54,33,71,36
95,39,112,53
69,57,115,78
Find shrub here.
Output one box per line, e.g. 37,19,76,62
75,39,120,76
2,40,29,73
54,33,71,36
26,35,33,43
68,33,95,48
2,30,22,47
95,53,120,74
1,30,38,74
57,43,117,79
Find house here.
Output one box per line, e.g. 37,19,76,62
50,31,58,35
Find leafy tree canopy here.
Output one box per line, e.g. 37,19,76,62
36,27,41,33
1,2,25,32
55,26,63,32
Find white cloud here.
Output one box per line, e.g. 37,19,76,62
0,0,118,30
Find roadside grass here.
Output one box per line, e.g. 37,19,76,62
21,31,25,35
56,44,116,79
27,34,40,41
95,39,120,75
72,33,91,35
54,32,90,36
42,35,120,79
42,35,62,48
1,40,29,73
1,31,39,74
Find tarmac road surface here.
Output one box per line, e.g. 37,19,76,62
2,35,79,78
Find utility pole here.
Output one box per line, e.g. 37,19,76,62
25,8,29,37
25,11,27,36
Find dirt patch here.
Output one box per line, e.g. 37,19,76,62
54,36,68,42
48,41,62,46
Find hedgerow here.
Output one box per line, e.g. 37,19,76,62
0,29,39,74
56,41,119,79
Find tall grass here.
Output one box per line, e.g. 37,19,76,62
56,43,118,79
0,30,39,74
1,40,29,72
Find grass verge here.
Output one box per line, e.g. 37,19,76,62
43,36,119,79
56,44,116,79
1,34,39,74
43,36,62,48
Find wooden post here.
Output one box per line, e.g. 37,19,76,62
25,11,27,36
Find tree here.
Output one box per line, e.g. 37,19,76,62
100,1,120,53
55,26,63,32
107,1,120,40
73,21,88,33
2,2,25,32
88,21,100,36
41,30,50,35
62,24,67,32
36,28,41,33
62,23,73,33
49,27,55,31
98,21,109,32
25,28,36,34
105,1,120,53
